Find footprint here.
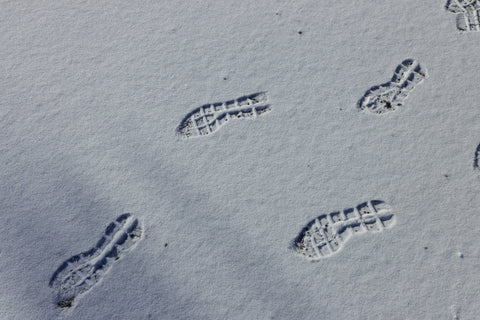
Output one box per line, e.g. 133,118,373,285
49,214,143,308
292,200,395,260
474,143,480,170
446,0,480,31
176,92,271,138
358,59,428,114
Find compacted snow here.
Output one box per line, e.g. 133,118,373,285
1,1,480,319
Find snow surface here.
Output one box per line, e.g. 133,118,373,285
1,1,480,319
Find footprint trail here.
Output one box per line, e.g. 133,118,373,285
49,214,143,308
293,200,395,260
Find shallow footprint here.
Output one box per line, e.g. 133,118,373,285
176,92,271,138
358,59,427,114
49,214,143,308
446,0,480,31
292,200,395,260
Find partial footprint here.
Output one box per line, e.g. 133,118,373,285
49,214,143,308
177,92,271,138
474,143,480,170
446,0,480,31
358,59,427,114
293,200,395,260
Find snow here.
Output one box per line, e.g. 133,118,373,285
1,1,480,319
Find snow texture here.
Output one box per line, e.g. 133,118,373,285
1,1,480,319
